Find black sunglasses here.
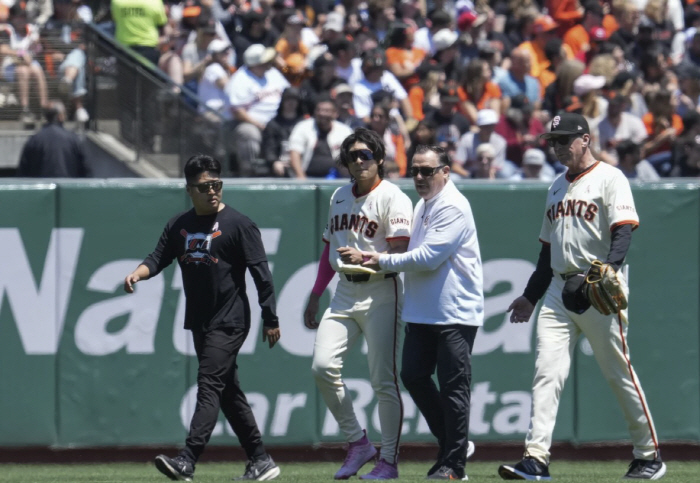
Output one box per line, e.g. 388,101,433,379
189,180,223,193
546,135,581,147
410,166,443,177
348,149,374,161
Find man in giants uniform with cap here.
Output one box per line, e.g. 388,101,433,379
498,113,665,481
304,128,413,480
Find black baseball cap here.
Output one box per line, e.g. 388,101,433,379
438,84,460,102
584,0,603,17
362,49,386,69
510,93,532,112
541,112,590,139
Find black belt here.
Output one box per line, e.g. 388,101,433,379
560,272,584,280
344,272,398,283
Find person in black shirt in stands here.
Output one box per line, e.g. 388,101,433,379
16,100,89,177
123,154,281,482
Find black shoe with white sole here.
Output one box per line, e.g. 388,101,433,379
427,441,475,477
498,457,551,481
426,465,467,480
624,459,667,480
155,454,195,481
234,455,281,481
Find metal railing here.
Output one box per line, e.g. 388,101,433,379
84,24,227,177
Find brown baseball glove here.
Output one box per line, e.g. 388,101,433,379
584,260,628,316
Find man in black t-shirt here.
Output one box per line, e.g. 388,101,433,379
123,155,281,481
425,86,471,160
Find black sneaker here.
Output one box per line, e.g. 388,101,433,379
427,460,442,478
234,455,281,481
426,465,467,480
427,441,474,477
427,446,445,477
498,457,551,481
155,454,195,481
624,459,667,480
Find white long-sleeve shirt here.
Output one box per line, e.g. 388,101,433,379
379,180,484,326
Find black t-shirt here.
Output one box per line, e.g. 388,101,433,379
305,131,334,177
142,205,278,331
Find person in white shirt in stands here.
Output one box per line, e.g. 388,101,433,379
181,12,232,94
0,16,48,126
306,12,346,68
198,39,233,121
328,38,360,83
225,44,290,177
412,10,453,56
516,148,556,181
288,95,353,179
340,145,484,481
351,49,413,123
615,139,660,182
470,143,498,179
597,94,648,166
453,109,507,177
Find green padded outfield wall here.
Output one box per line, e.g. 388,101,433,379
0,180,697,447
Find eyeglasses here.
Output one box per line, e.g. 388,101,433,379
189,180,223,193
410,165,443,177
348,149,374,161
546,135,580,147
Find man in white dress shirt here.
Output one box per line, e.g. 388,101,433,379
340,145,484,481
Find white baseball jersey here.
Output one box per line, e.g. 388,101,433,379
526,159,660,465
539,161,639,275
322,180,413,274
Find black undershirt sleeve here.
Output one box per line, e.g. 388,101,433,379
523,243,554,305
248,261,280,328
520,225,633,305
605,224,633,271
239,222,279,328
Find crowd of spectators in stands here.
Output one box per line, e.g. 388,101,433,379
8,0,700,179
0,0,92,127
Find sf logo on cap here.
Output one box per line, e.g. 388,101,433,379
552,116,561,129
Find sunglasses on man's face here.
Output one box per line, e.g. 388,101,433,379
348,149,374,161
546,135,580,147
190,180,223,193
410,165,443,178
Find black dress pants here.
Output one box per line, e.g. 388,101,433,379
181,327,266,463
400,323,478,473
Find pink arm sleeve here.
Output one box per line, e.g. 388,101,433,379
311,243,335,296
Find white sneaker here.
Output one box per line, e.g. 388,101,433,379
75,107,89,123
466,441,475,459
20,109,35,128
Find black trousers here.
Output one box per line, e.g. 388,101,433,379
129,45,161,66
181,327,266,463
400,323,478,472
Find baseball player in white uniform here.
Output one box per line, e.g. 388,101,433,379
499,113,665,481
304,128,413,480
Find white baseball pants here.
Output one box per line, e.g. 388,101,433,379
524,276,660,464
311,275,404,464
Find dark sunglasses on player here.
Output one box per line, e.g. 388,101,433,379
410,166,443,178
189,180,223,193
546,135,581,147
348,149,374,161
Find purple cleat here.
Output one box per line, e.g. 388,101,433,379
360,459,399,480
334,431,378,480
